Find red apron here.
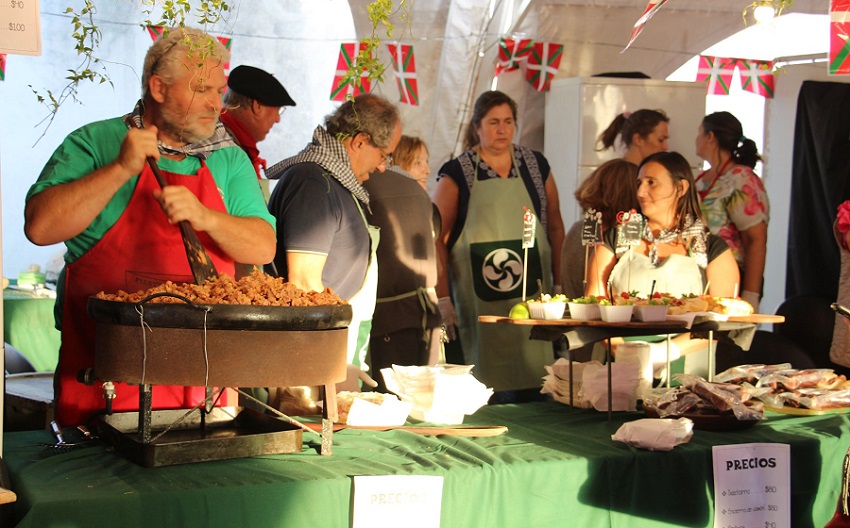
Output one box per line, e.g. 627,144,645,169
56,160,236,426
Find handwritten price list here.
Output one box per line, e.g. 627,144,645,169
0,0,41,55
712,444,790,528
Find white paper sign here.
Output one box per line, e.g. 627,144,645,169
712,443,791,528
352,475,444,528
0,0,41,55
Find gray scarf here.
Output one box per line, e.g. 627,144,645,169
122,100,238,160
265,126,370,207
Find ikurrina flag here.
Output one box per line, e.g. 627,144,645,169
738,59,774,98
0,54,6,81
696,55,737,95
147,25,166,41
495,37,534,76
623,0,668,51
525,42,564,92
330,42,372,101
387,43,418,105
830,0,850,75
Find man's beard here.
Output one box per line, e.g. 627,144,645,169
159,99,218,145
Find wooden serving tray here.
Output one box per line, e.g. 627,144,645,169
765,405,850,416
478,315,689,328
478,314,784,326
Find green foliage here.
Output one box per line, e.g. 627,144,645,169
30,1,113,135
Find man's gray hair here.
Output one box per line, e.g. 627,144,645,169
223,89,252,111
325,94,400,149
141,27,230,101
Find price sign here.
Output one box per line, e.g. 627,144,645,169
616,210,644,247
0,0,41,55
522,207,536,249
712,443,791,528
352,475,444,528
581,209,603,246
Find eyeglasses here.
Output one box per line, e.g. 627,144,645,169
277,107,287,116
362,133,393,169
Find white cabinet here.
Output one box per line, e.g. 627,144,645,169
544,77,706,226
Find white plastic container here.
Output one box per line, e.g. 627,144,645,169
568,302,601,321
599,304,634,323
633,304,669,322
527,301,566,320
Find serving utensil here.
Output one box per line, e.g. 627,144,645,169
146,157,218,285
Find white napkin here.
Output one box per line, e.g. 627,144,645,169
541,358,595,408
580,360,642,412
611,418,694,451
381,364,493,424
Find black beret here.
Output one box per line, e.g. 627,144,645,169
227,65,296,107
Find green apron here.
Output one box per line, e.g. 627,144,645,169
348,197,380,371
450,175,553,391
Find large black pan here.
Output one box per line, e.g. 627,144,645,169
87,294,352,331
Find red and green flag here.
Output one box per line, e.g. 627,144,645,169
330,42,372,102
0,54,6,81
623,0,668,51
495,37,534,76
738,59,774,98
147,25,166,41
830,0,850,75
696,55,736,95
525,42,563,92
387,42,418,106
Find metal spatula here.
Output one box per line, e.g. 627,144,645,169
147,157,218,285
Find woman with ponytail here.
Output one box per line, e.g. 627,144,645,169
597,109,670,166
695,111,769,313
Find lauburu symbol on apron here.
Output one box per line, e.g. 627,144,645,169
482,248,523,292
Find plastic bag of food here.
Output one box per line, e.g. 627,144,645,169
714,363,792,384
674,374,765,421
611,418,694,451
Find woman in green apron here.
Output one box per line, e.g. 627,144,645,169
434,91,566,399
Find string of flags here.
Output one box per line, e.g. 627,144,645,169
696,55,775,98
495,37,565,92
831,0,850,75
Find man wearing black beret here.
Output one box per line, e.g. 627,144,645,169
222,65,296,179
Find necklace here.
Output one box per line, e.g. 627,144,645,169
696,157,733,201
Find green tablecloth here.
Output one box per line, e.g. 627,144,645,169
3,403,847,528
3,288,60,372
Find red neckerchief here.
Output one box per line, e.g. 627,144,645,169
220,111,267,179
696,157,733,201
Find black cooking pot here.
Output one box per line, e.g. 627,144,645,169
87,293,352,331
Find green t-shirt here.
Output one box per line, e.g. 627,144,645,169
27,117,275,264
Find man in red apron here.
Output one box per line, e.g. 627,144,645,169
24,28,277,427
221,65,296,180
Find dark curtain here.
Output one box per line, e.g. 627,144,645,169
785,81,850,299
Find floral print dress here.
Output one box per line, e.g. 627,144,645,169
696,164,770,267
